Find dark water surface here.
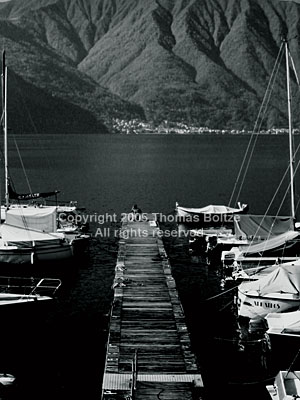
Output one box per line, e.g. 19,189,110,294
1,133,298,399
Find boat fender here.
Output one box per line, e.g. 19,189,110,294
31,251,35,265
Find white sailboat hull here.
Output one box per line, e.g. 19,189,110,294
237,289,300,319
0,220,74,264
0,292,52,305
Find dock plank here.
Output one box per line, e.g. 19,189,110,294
101,213,203,399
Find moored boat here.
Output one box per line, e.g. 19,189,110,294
0,206,73,264
221,38,300,279
5,186,90,244
0,52,88,263
175,201,248,226
237,260,300,320
56,203,90,250
266,370,300,400
0,276,61,306
222,227,300,280
190,213,299,264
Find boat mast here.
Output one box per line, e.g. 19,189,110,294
1,51,3,213
285,38,296,220
2,52,8,209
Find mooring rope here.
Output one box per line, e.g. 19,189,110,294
204,284,240,302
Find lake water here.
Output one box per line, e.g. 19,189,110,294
1,133,298,400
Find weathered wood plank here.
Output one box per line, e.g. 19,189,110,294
101,213,203,399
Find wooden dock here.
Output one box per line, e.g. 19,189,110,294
101,213,203,400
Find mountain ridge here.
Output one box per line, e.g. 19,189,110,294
1,0,300,132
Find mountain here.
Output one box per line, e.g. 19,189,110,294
0,17,145,134
1,0,300,131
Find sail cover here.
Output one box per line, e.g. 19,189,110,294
238,230,300,257
5,207,57,232
234,214,295,239
240,260,300,296
0,224,64,245
8,185,60,200
177,204,246,214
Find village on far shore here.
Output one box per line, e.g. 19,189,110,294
112,118,300,135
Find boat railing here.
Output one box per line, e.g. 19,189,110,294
0,276,62,296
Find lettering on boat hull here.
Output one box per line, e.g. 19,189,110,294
237,291,300,319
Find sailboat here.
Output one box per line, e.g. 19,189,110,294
5,183,91,252
6,182,90,236
221,213,300,278
220,38,300,280
176,201,249,261
190,212,299,262
0,52,74,265
237,259,300,319
236,37,300,319
4,184,91,255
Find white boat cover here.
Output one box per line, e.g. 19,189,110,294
240,259,300,297
177,204,245,214
5,206,57,232
238,231,300,257
0,224,64,245
234,214,294,239
266,310,300,333
233,263,279,280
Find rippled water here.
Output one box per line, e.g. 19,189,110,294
1,133,298,399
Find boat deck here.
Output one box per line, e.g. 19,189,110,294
101,213,203,399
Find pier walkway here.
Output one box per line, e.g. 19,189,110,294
101,213,203,400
